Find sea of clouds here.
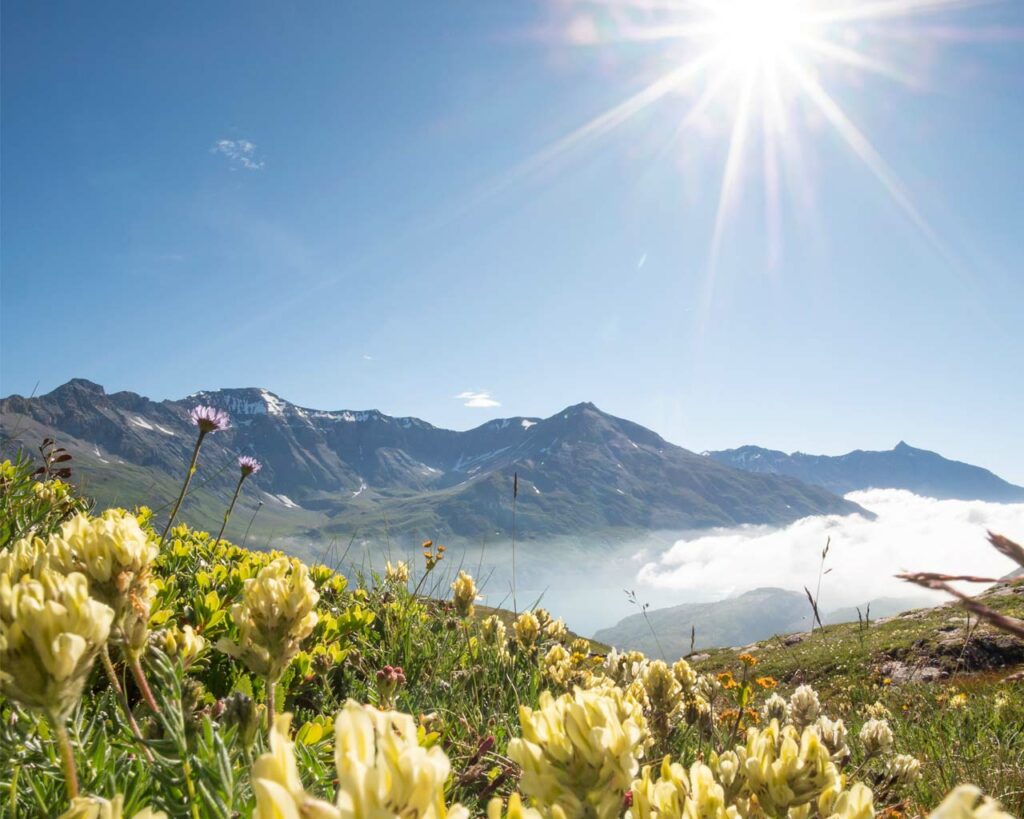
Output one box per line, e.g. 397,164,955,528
635,489,1024,610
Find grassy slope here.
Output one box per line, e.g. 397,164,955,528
691,585,1024,814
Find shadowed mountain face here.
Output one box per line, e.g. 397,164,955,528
0,380,865,542
707,443,1024,503
593,588,812,657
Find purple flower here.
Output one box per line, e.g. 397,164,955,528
238,455,262,477
190,405,230,434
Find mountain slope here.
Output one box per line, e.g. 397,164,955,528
593,588,811,658
1,380,865,542
707,442,1024,502
593,589,941,658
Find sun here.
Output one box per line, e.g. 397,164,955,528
505,0,987,311
710,0,807,70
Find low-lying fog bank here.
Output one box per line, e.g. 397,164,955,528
285,489,1024,639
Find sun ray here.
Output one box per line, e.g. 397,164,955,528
782,55,950,259
804,0,988,26
795,36,919,86
762,62,786,270
496,49,720,193
702,67,758,319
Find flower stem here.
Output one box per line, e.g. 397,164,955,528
130,657,161,714
53,720,79,801
266,678,276,730
212,474,245,550
160,430,207,545
101,646,153,761
182,758,201,819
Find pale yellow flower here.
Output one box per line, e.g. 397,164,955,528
450,571,479,618
252,713,340,819
736,720,841,814
761,692,790,724
788,685,821,730
333,700,467,819
53,510,159,661
544,617,568,643
513,611,541,652
0,535,52,580
508,686,649,819
0,568,114,722
638,660,683,745
927,785,1014,819
814,715,850,763
543,644,573,688
59,795,166,819
384,561,409,586
883,754,922,787
670,658,697,691
162,624,206,667
487,793,551,819
858,718,894,758
863,701,891,721
820,782,875,819
480,615,507,646
218,556,319,683
629,756,735,819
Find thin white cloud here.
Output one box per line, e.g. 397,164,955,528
637,252,647,269
211,139,264,170
456,391,501,408
636,489,1024,609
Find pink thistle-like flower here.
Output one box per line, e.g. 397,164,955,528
237,455,262,477
189,405,230,434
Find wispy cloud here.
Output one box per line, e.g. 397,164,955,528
456,391,501,408
636,489,1024,608
211,139,264,170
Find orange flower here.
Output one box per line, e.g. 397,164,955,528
738,653,759,667
717,671,739,690
754,676,778,690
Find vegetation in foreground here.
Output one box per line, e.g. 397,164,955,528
0,412,1022,819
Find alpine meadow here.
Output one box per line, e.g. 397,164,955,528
2,2,1024,819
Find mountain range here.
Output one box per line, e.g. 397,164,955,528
0,379,863,544
707,443,1024,502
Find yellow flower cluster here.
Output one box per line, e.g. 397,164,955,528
858,719,894,758
508,686,649,819
385,560,409,586
53,510,159,660
252,702,468,819
218,556,319,683
927,785,1014,819
0,568,114,721
638,660,683,745
630,722,871,819
514,610,541,652
252,714,340,819
451,570,479,618
542,643,574,687
161,623,206,667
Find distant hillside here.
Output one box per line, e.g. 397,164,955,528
594,589,937,659
593,588,811,658
707,442,1024,502
0,380,863,544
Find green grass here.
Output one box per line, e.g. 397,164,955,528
691,588,1024,814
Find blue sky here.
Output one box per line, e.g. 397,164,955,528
2,1,1023,483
